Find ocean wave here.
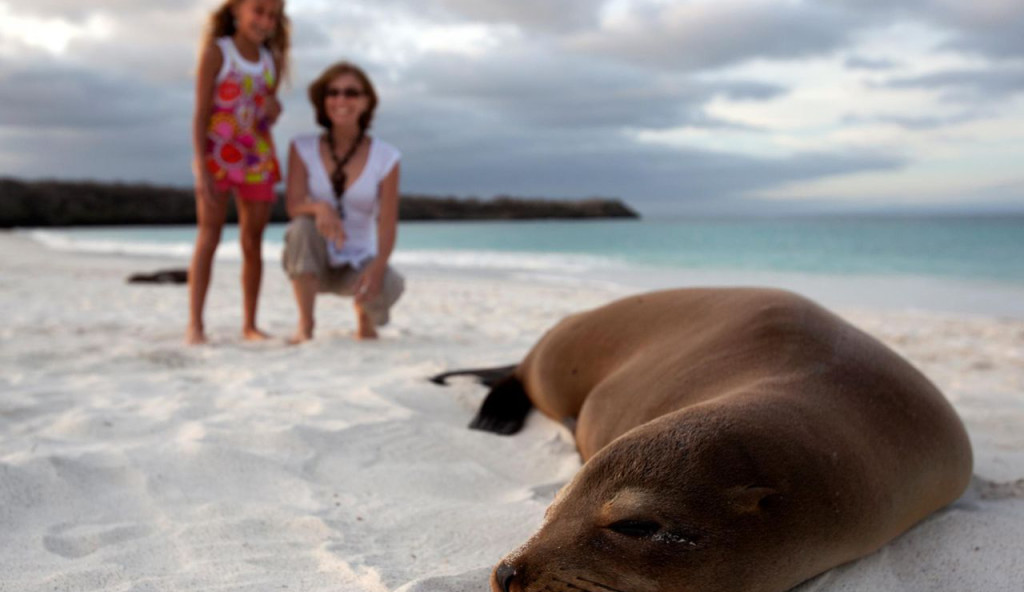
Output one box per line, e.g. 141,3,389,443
26,230,284,261
28,230,197,258
25,230,626,274
392,249,624,273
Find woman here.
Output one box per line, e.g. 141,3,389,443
282,62,404,342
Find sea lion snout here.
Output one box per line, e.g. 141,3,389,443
490,561,517,592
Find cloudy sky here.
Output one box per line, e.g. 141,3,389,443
1,0,1022,215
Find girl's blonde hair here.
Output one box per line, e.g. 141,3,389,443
204,0,290,80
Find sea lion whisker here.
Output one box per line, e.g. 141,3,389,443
551,576,590,591
574,576,627,592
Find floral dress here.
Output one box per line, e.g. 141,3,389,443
204,37,280,186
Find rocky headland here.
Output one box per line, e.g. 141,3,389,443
0,178,639,227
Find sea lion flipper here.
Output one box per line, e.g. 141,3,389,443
430,364,519,387
469,375,533,436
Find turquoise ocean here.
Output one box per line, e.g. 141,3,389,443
26,216,1024,317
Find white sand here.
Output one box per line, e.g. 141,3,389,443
1,231,1022,591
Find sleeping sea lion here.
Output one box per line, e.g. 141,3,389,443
434,287,972,592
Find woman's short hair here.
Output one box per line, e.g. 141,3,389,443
308,61,378,131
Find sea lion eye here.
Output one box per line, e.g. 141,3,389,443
607,520,662,538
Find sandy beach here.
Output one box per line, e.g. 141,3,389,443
1,230,1022,591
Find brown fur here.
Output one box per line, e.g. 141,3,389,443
492,287,972,592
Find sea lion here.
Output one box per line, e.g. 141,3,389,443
127,268,188,284
434,287,973,592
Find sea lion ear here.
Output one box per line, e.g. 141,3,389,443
729,486,780,514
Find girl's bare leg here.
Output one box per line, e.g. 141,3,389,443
187,189,230,344
237,197,273,341
289,273,318,344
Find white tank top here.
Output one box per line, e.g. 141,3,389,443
215,36,275,83
292,134,401,267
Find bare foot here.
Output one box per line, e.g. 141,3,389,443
355,309,378,340
287,326,314,345
185,326,208,345
243,327,272,342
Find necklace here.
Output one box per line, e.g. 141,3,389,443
324,131,364,219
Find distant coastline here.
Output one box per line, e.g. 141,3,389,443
0,178,639,227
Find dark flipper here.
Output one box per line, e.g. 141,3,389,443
468,375,533,436
429,364,519,388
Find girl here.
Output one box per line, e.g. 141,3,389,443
281,62,404,343
188,0,289,345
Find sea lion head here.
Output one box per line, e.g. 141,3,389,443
490,411,803,592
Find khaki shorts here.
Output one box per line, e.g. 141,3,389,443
281,216,404,326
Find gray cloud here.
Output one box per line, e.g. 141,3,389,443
393,48,786,132
844,55,899,71
1,0,1020,214
0,116,190,185
568,2,861,72
886,66,1024,100
425,0,600,31
373,95,906,214
3,0,201,20
564,0,1023,76
1,1,210,88
842,110,988,131
928,0,1024,60
821,0,1024,61
304,0,601,35
0,61,188,129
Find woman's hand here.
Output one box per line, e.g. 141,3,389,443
354,261,385,304
314,202,345,248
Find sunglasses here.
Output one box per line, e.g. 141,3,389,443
326,87,366,99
